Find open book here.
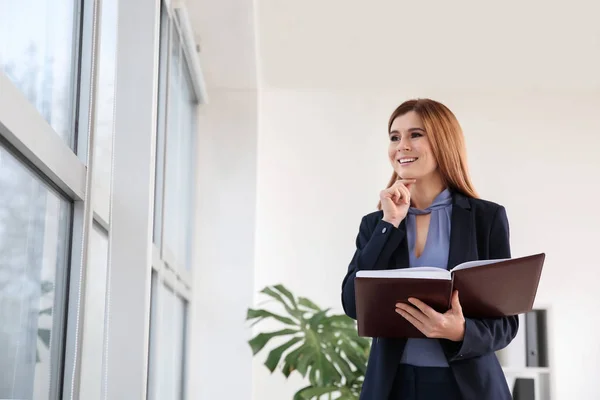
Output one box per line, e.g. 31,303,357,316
357,258,512,280
354,253,545,338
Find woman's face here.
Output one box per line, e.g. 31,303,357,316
388,111,438,180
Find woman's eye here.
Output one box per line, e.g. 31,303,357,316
390,135,400,142
411,132,423,138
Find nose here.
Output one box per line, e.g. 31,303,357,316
396,136,411,152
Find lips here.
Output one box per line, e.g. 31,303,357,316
398,157,418,165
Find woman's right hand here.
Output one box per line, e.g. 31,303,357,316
380,179,415,227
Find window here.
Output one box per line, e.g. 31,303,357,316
0,143,71,399
1,0,204,397
154,5,198,272
149,3,202,399
147,273,188,400
162,35,197,272
76,0,118,396
0,0,79,148
0,0,116,398
91,0,118,221
78,223,109,400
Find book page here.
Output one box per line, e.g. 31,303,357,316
451,258,511,272
356,267,451,280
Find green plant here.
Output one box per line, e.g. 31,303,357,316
247,284,371,400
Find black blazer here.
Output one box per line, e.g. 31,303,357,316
341,192,517,400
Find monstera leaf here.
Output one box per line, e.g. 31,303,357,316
247,285,370,399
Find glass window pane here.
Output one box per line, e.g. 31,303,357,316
0,144,71,399
163,28,197,271
147,276,187,400
0,0,79,147
79,223,109,400
92,0,118,215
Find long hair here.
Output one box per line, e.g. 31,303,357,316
377,98,478,210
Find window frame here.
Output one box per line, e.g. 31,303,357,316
152,0,205,299
0,73,86,202
0,0,207,397
147,2,206,399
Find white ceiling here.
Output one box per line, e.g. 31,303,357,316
187,0,600,91
186,0,259,90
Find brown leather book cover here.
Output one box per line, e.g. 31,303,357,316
354,253,545,338
452,253,545,318
354,277,453,338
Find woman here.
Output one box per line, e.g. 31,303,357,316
341,98,517,400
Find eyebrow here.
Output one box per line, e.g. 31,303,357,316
389,127,425,135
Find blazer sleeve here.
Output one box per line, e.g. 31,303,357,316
442,205,520,362
341,215,406,319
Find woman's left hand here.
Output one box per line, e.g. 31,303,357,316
395,290,466,342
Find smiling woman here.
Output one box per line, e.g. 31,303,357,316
341,98,519,400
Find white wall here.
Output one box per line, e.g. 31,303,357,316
253,89,600,400
188,88,258,399
185,0,259,397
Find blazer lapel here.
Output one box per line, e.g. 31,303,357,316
394,219,409,268
447,193,476,270
393,193,476,270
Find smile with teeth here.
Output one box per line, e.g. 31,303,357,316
398,157,418,165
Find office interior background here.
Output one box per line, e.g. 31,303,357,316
0,0,599,399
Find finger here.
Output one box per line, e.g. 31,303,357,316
407,297,439,319
398,185,410,204
391,180,414,201
383,187,399,204
393,182,409,204
451,290,462,314
386,186,403,203
399,179,416,189
396,306,426,333
393,188,402,203
381,189,395,200
394,179,416,188
395,302,426,324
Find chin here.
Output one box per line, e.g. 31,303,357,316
396,171,421,180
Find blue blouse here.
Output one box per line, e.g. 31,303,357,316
399,188,453,367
